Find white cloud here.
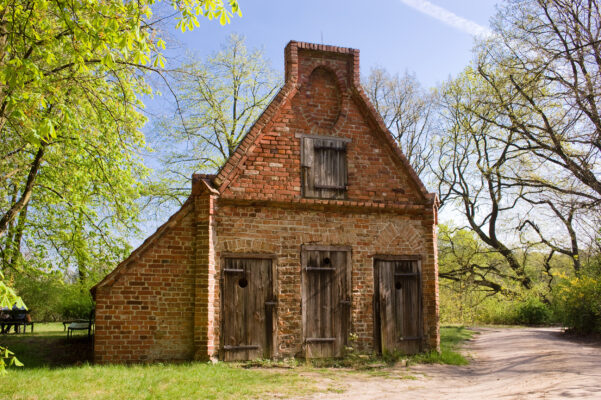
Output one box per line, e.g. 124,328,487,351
399,0,493,37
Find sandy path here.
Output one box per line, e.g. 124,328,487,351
296,327,601,399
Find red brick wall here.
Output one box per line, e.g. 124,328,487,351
210,203,438,357
94,204,196,363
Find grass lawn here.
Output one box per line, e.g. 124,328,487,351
409,325,475,365
0,324,473,399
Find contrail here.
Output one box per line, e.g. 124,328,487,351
399,0,493,37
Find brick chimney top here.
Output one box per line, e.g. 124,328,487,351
284,41,360,87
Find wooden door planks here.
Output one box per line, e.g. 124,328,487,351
301,247,351,358
375,258,422,355
222,258,274,361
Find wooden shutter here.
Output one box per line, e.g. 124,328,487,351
221,258,275,361
374,258,422,355
301,136,347,200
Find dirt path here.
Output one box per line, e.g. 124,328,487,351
296,327,601,399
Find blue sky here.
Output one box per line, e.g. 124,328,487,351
167,0,500,87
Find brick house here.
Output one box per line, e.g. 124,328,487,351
91,41,440,363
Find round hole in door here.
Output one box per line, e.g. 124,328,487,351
395,281,402,290
238,277,248,288
323,257,331,266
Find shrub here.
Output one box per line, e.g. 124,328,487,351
553,274,601,334
14,273,94,321
13,273,64,321
515,297,550,325
473,297,518,325
58,285,94,319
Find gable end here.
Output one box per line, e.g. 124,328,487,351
213,41,435,206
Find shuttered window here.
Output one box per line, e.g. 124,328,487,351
301,136,348,199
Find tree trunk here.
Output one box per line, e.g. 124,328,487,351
0,145,45,238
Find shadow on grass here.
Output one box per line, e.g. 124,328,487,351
0,331,93,369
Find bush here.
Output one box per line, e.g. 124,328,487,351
13,273,94,321
14,274,64,321
57,285,94,319
553,274,601,334
515,297,551,325
441,287,553,326
472,296,521,325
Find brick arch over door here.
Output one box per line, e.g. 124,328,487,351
373,221,425,254
220,238,280,254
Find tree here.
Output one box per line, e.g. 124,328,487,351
364,68,435,178
474,0,601,207
150,33,281,201
0,0,242,237
0,0,241,277
435,69,537,290
474,0,601,272
439,225,516,296
433,0,601,299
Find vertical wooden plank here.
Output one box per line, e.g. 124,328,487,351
302,138,315,198
379,260,395,354
338,142,346,199
332,250,341,357
304,250,317,357
317,250,329,358
405,260,420,353
301,137,313,167
321,251,331,346
393,262,404,346
238,258,249,360
246,258,256,360
373,261,381,353
263,258,273,359
301,249,307,355
333,250,350,357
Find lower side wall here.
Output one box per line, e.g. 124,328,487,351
94,206,196,363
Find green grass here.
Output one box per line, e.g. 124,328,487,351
1,363,313,400
0,324,475,399
0,323,315,400
408,326,474,365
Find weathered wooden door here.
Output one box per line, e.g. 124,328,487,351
301,246,351,358
374,258,422,354
221,258,275,361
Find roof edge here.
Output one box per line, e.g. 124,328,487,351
90,197,194,298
